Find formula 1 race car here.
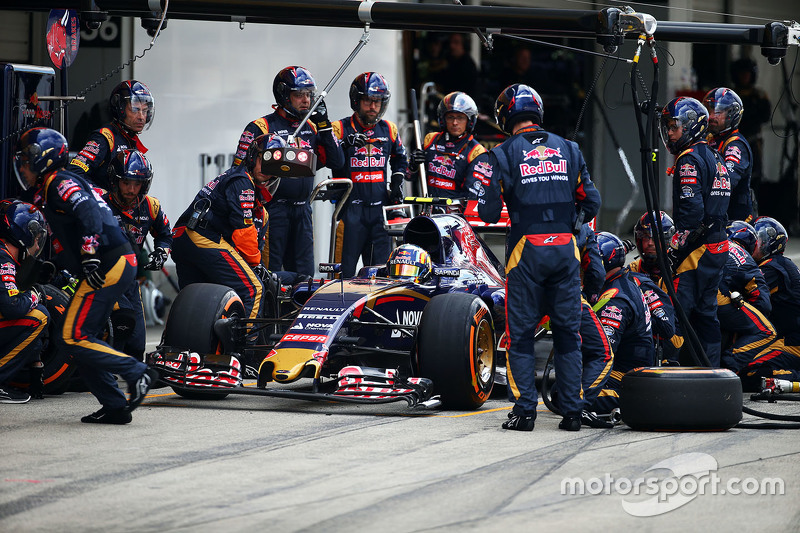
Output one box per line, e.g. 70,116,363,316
149,210,508,410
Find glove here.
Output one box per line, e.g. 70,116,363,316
253,264,272,283
144,247,168,271
344,132,367,149
309,100,331,132
729,291,744,309
28,285,42,310
81,256,105,290
390,172,405,204
669,230,691,250
410,149,426,167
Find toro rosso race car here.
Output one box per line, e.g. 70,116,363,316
149,210,508,410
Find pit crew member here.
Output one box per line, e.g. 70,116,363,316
629,211,675,283
468,83,601,432
15,127,156,424
232,66,344,277
332,72,409,278
67,80,154,191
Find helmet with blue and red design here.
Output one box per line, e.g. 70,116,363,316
596,231,626,272
726,220,758,256
273,66,317,119
386,244,432,283
109,80,155,132
494,83,543,135
437,91,478,134
634,211,675,255
349,72,391,126
0,200,48,260
109,149,153,201
14,127,70,190
753,216,788,261
659,97,709,155
703,87,743,136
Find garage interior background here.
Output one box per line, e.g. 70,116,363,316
1,0,798,277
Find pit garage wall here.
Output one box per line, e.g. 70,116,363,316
132,21,405,273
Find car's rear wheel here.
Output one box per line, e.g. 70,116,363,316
620,367,742,431
162,283,245,400
417,292,495,409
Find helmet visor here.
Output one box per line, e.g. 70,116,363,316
388,263,421,280
127,94,155,130
26,218,47,258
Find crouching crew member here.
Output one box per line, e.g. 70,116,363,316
103,150,172,360
0,201,49,404
468,83,601,432
660,97,731,367
15,127,156,424
173,134,281,320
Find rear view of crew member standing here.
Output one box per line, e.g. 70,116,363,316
467,83,601,432
15,127,156,424
0,201,50,404
660,97,731,367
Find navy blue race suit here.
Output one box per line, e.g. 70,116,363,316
172,166,268,321
468,125,601,419
576,224,605,303
103,192,173,358
232,109,344,276
0,241,50,389
757,254,800,346
332,116,409,278
670,141,731,366
26,169,145,412
67,123,148,191
710,129,754,222
589,268,654,414
418,131,486,199
629,271,684,361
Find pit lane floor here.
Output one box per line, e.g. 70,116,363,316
2,328,800,531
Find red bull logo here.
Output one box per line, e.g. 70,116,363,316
522,146,562,161
353,146,369,156
299,139,312,150
431,155,452,166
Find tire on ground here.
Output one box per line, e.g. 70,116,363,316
162,283,245,400
417,292,495,409
620,367,742,431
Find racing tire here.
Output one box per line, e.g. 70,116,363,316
162,283,245,400
620,367,742,431
417,292,495,409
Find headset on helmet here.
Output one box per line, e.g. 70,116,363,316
659,97,709,155
386,244,432,283
349,72,391,126
109,149,153,201
596,232,627,272
753,216,787,261
437,91,478,134
494,83,543,135
0,200,48,260
273,66,316,119
109,80,155,132
245,134,285,200
14,127,69,190
726,220,758,256
703,87,743,136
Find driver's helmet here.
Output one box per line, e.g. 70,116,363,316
659,97,709,155
753,216,787,261
494,83,543,135
109,80,155,132
386,244,432,282
726,220,758,256
703,87,743,136
14,127,69,190
437,91,478,134
596,231,626,272
273,66,316,119
0,200,48,261
109,149,153,202
349,72,391,126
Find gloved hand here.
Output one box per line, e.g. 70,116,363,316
729,291,744,309
144,247,168,271
309,100,331,132
344,132,367,149
666,248,679,275
390,172,405,204
253,264,272,283
410,149,426,167
81,256,105,290
28,284,42,310
670,229,691,250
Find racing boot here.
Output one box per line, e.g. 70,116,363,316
502,408,535,431
558,414,581,431
81,406,132,424
581,410,613,428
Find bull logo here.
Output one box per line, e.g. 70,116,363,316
522,146,562,161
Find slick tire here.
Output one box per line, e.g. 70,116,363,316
620,367,742,431
417,292,495,409
163,283,245,400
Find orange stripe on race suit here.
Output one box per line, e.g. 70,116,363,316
231,225,261,266
526,233,573,246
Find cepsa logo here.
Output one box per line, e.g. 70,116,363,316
282,334,328,343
